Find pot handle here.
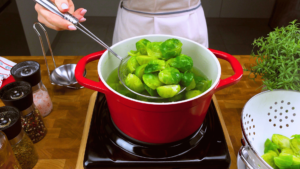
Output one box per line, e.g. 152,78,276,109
239,146,255,169
75,50,109,94
209,49,243,91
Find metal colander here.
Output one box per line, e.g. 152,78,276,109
239,90,299,169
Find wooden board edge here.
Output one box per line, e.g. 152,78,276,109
212,95,238,169
75,92,98,169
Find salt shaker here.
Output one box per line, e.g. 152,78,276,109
0,106,38,169
11,61,53,117
0,81,47,143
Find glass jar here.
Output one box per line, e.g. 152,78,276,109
10,60,53,117
0,106,38,169
0,81,47,143
21,104,47,143
32,81,53,117
0,131,21,169
10,130,39,169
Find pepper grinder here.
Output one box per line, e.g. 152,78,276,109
11,61,53,117
0,106,38,169
0,81,47,143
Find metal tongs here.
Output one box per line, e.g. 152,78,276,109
34,0,122,61
34,0,186,99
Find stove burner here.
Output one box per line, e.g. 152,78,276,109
99,108,207,159
84,93,231,169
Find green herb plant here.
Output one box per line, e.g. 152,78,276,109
246,20,300,91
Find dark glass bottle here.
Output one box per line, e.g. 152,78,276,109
0,81,47,143
0,131,21,169
11,61,53,117
0,106,38,169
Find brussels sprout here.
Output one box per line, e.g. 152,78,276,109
143,73,163,90
144,84,158,96
185,90,202,99
125,73,144,93
291,156,300,168
168,92,184,102
144,60,166,74
136,55,157,65
290,135,300,155
181,71,194,87
272,134,291,150
262,150,278,169
274,154,294,169
147,42,163,59
128,50,140,57
194,75,212,92
264,138,279,154
160,38,182,60
169,54,193,72
158,67,182,85
157,85,181,98
186,79,196,91
136,39,150,55
166,58,175,68
195,79,212,92
135,64,147,80
127,56,140,73
281,148,295,156
194,75,206,84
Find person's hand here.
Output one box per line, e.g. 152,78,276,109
35,0,87,31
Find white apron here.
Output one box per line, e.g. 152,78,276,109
112,0,208,48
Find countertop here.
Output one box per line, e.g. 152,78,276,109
0,55,262,169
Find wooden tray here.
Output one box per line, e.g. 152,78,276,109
75,92,237,169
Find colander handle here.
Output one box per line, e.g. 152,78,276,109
75,50,109,94
209,49,243,91
239,146,255,169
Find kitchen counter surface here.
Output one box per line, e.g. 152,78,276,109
0,55,262,169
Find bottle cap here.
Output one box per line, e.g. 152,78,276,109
0,81,33,111
10,61,41,87
0,106,22,140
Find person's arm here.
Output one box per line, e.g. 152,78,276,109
35,0,87,31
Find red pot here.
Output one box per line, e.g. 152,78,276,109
75,35,243,144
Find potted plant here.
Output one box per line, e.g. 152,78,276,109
246,20,300,91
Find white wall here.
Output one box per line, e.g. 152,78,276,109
16,0,58,56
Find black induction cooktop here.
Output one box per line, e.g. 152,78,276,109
83,93,231,169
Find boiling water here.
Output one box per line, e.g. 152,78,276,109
106,67,210,102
